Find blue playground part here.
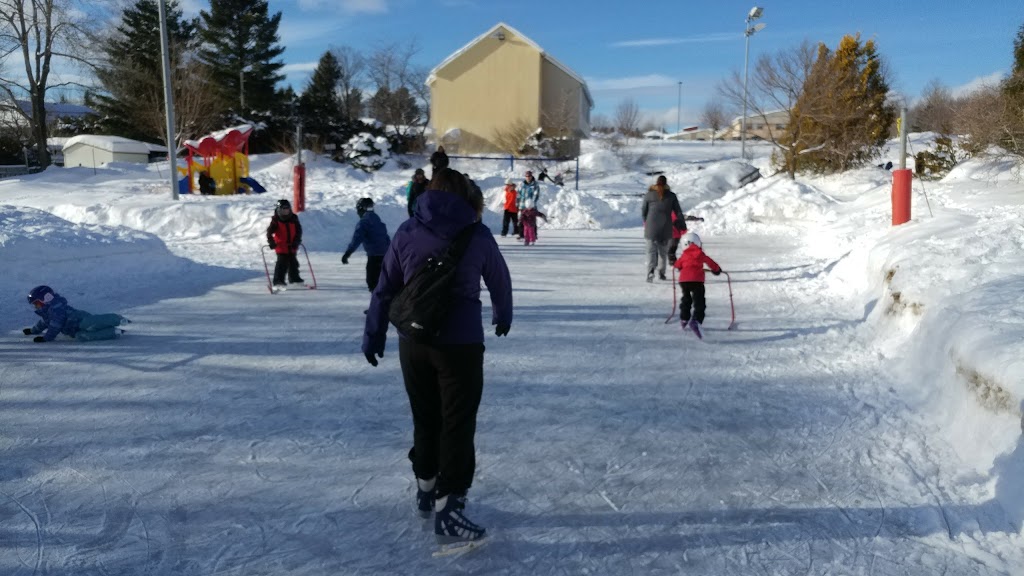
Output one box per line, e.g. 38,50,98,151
178,177,191,194
239,176,266,193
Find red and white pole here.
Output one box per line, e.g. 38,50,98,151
892,108,911,226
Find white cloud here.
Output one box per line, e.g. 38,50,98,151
277,18,342,45
296,0,388,13
611,33,738,48
586,74,679,93
950,71,1005,98
282,62,319,74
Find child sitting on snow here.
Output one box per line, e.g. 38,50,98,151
673,232,722,340
23,285,129,342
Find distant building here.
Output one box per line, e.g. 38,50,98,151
63,135,167,168
0,100,94,129
668,128,720,142
720,109,790,141
643,130,667,140
427,22,593,156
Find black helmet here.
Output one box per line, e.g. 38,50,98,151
276,199,291,210
28,285,55,306
356,197,374,217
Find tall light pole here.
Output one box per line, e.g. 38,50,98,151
157,0,178,200
677,81,682,135
741,6,765,160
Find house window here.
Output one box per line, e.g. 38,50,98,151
754,124,763,130
775,124,785,130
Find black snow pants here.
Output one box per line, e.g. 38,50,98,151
501,210,519,237
366,255,384,291
399,338,485,499
679,281,707,324
273,252,302,285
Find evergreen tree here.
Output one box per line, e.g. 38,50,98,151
791,34,894,173
298,51,345,142
197,0,285,114
1004,23,1024,102
92,0,195,142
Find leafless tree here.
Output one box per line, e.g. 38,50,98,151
718,40,820,177
0,0,97,167
330,45,366,122
366,41,429,135
911,79,956,134
614,97,641,138
699,100,728,144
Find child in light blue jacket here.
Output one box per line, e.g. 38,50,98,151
23,285,129,342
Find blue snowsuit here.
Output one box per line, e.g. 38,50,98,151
31,294,127,342
346,211,391,257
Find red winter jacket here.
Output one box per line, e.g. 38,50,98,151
503,185,518,212
674,244,721,283
267,214,303,254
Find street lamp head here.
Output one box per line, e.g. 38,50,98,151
748,6,763,20
750,22,766,35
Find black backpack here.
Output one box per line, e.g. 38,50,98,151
388,224,476,344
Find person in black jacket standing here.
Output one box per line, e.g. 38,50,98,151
429,146,449,178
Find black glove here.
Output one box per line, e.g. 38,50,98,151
268,240,277,249
23,328,32,335
291,243,300,252
342,251,352,265
713,269,722,276
672,219,686,232
364,350,382,366
33,336,45,343
495,323,510,337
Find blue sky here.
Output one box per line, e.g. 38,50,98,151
184,0,1021,128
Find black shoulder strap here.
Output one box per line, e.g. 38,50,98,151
447,222,476,260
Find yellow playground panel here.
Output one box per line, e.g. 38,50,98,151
182,125,264,195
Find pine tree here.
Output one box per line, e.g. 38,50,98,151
299,51,345,142
92,0,195,142
792,34,894,173
197,0,285,114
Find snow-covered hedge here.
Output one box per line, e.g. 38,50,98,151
343,133,391,172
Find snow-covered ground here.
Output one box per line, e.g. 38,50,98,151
1,138,1023,574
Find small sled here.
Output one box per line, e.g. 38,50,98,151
260,244,318,294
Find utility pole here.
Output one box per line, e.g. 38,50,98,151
677,81,682,135
157,0,178,200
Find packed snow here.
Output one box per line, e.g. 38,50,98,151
1,137,1023,574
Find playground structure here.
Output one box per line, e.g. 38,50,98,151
180,125,266,195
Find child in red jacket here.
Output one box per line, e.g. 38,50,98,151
266,199,304,290
673,232,722,339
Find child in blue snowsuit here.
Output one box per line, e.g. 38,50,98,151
23,285,129,342
341,198,392,291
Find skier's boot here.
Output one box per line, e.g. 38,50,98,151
658,271,667,281
435,493,486,544
689,319,704,340
416,477,436,519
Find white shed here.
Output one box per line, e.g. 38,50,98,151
62,135,167,168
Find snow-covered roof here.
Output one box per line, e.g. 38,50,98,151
63,135,167,154
426,22,593,108
182,124,254,148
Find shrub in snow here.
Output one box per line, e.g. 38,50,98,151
343,132,391,172
914,136,967,179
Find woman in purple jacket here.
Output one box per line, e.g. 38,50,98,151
362,168,513,546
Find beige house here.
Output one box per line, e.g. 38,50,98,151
721,109,791,141
427,22,593,156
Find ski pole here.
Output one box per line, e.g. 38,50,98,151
724,271,736,330
260,245,274,294
298,243,318,289
704,269,737,330
664,275,677,324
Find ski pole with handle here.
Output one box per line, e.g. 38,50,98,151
704,268,736,330
664,275,677,324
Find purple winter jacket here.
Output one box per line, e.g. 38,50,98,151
362,190,513,353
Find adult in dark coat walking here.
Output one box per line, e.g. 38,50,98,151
641,175,684,282
429,146,449,178
362,167,513,545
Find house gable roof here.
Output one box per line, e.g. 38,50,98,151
63,135,167,154
426,22,593,108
